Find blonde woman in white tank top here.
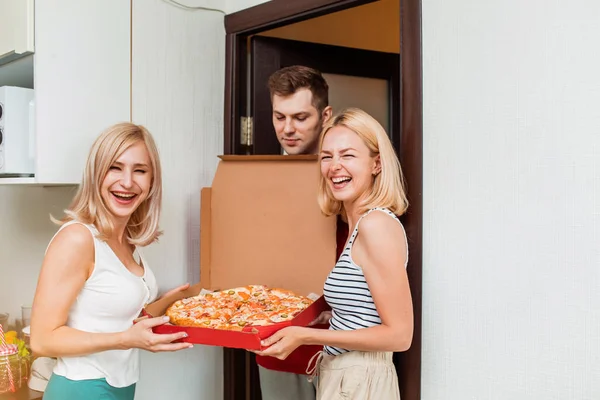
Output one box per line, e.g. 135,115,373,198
30,123,193,400
256,108,414,400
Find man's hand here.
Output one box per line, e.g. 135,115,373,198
158,283,190,300
308,311,332,326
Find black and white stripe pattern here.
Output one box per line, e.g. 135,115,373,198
323,207,408,356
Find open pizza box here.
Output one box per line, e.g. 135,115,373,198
143,155,337,350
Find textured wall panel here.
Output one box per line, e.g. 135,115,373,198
422,0,600,398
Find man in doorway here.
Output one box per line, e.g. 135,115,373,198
255,65,347,400
269,65,332,156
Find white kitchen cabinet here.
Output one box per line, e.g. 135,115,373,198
0,0,130,185
33,0,131,184
0,0,35,65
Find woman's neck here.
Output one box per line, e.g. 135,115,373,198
343,201,361,232
111,218,129,245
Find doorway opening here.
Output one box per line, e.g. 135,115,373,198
222,1,422,399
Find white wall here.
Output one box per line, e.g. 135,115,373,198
171,0,269,14
0,186,75,325
226,0,269,13
422,0,600,399
131,1,226,399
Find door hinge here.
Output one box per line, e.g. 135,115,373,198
241,116,253,146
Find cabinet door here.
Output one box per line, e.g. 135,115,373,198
0,0,35,64
34,0,130,184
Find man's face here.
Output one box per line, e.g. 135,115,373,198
272,88,330,155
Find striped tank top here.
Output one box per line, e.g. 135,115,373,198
323,207,408,356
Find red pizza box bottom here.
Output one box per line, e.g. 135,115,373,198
142,284,330,350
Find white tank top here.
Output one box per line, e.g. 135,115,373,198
48,221,158,388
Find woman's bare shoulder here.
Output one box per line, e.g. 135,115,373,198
357,210,407,259
359,210,404,238
47,223,94,255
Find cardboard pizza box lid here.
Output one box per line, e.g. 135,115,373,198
200,155,337,295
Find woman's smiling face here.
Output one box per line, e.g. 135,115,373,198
100,141,153,223
320,125,380,205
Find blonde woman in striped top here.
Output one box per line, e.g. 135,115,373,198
257,108,413,399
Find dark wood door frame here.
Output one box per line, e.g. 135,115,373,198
222,1,423,400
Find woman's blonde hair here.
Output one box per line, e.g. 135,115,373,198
53,122,163,246
317,108,409,217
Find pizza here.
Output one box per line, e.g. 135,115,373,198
165,285,314,331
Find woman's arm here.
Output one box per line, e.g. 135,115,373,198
30,224,189,357
258,212,413,359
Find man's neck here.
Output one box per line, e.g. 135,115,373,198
306,144,319,155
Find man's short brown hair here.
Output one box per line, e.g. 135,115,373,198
268,65,329,113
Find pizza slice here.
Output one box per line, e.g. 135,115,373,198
166,296,237,328
267,307,306,324
216,285,269,305
228,311,273,328
269,288,314,309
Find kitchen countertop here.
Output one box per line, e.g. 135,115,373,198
0,386,43,400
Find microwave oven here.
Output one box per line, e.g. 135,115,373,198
0,86,35,176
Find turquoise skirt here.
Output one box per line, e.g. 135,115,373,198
43,374,136,400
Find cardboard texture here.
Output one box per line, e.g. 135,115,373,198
144,155,336,350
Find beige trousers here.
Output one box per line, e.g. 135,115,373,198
315,351,400,400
